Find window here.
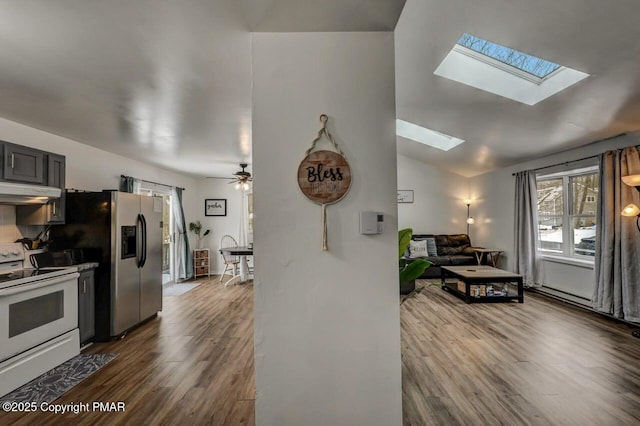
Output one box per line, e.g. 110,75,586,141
396,119,465,151
536,167,598,259
434,32,590,105
456,33,560,79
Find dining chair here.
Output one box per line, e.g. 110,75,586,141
219,235,240,282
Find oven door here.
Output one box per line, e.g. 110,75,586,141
0,272,79,362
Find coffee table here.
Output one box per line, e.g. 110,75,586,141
441,265,523,303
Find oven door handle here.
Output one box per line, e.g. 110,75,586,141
0,272,80,297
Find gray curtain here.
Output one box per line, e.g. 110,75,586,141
120,175,135,193
593,146,640,322
172,187,193,281
514,170,543,287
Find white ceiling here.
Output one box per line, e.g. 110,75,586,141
395,0,640,177
1,0,639,179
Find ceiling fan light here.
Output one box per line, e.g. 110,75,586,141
233,163,252,191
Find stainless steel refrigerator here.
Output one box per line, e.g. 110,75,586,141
50,190,163,341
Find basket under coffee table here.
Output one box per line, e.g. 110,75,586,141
441,265,524,303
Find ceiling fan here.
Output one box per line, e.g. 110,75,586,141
230,163,252,190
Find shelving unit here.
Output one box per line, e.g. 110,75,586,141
193,248,210,278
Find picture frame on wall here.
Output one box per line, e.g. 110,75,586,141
397,190,414,203
205,199,227,216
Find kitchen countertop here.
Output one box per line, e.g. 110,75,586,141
74,262,99,272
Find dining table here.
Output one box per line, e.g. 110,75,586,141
219,246,253,286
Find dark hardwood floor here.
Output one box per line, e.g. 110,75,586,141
402,281,640,425
1,276,255,426
2,276,639,425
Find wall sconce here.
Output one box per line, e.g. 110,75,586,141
465,201,474,235
622,174,640,189
622,174,640,232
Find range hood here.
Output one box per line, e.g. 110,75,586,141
0,182,61,205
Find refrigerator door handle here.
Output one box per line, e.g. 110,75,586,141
140,213,148,268
136,214,144,268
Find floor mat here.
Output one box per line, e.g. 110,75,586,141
0,353,118,403
163,282,201,296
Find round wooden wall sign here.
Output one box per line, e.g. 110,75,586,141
297,150,352,204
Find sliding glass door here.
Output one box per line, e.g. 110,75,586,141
160,194,174,285
136,185,176,285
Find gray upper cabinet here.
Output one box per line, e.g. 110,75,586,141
11,144,67,225
2,143,45,184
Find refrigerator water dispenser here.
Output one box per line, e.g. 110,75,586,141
121,226,137,259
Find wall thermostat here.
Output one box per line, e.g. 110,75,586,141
360,211,384,235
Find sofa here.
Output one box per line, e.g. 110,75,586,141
405,234,478,278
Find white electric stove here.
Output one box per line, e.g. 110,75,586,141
0,243,80,398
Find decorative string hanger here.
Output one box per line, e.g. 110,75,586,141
297,114,352,251
305,114,345,157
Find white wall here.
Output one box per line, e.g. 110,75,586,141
397,154,470,236
252,33,401,426
0,117,199,248
471,132,640,298
192,177,249,275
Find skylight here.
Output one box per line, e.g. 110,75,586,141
434,33,589,105
396,119,464,151
457,33,560,79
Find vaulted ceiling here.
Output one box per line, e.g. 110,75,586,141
395,0,640,177
1,0,639,179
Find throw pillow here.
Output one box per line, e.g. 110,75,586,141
425,238,438,256
409,240,428,258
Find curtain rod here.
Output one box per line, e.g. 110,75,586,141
512,154,600,176
121,175,185,191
